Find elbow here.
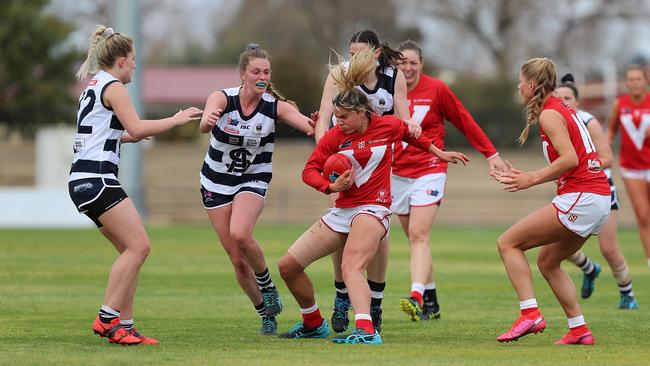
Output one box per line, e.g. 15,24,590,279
566,155,579,170
126,128,146,140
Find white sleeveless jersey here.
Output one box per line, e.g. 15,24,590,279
69,70,124,182
200,87,277,195
331,64,397,126
578,109,615,184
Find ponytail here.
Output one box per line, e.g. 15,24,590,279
518,58,557,145
76,25,133,81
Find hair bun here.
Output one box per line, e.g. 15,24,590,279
246,43,260,50
561,73,574,84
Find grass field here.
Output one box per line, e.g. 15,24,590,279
0,225,648,365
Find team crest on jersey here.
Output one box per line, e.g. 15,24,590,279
340,139,352,149
88,79,98,86
376,189,388,203
255,124,263,132
357,141,366,149
227,116,239,126
379,98,385,106
426,188,439,197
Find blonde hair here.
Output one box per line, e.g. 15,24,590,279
329,48,375,115
76,25,133,81
518,57,557,145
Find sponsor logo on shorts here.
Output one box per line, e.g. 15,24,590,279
426,188,439,197
568,213,578,223
73,182,93,193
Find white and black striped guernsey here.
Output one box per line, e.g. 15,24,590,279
331,64,398,127
357,65,397,116
69,70,124,182
200,87,278,195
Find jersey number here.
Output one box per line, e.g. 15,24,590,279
77,89,96,134
572,114,596,153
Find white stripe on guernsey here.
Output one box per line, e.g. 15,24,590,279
411,282,425,295
354,314,372,321
203,152,274,175
300,303,319,314
567,315,585,328
370,290,383,299
424,282,436,290
519,298,537,310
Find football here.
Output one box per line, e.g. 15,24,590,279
322,153,352,183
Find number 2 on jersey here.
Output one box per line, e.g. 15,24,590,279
77,89,96,134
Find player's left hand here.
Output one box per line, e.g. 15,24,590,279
488,155,508,173
405,119,422,138
439,151,470,165
490,170,534,192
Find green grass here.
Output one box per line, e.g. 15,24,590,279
0,225,648,365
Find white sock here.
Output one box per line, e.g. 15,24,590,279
411,282,425,296
300,303,319,314
567,315,585,328
424,282,436,290
354,313,372,322
519,298,538,310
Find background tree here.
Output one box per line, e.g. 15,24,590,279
0,0,79,138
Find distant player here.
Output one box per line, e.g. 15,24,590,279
607,64,650,270
394,40,507,321
277,47,469,345
198,43,315,335
556,73,638,310
70,25,203,345
492,58,610,345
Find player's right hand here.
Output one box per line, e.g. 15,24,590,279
174,107,204,125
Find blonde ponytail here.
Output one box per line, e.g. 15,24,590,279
329,48,375,114
518,58,558,145
76,25,133,81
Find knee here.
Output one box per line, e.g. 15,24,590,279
278,254,302,280
341,259,362,281
229,229,251,247
129,237,151,261
536,255,558,277
636,214,650,228
496,234,510,255
407,229,429,248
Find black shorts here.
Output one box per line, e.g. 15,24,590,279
68,178,127,227
200,185,267,209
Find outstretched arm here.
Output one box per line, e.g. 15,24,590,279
277,101,315,136
315,74,338,142
105,82,202,139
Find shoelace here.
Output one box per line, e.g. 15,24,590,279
261,318,275,333
333,303,349,319
262,289,278,307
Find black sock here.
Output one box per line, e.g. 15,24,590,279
423,288,438,307
368,280,385,308
254,302,266,317
335,281,349,301
254,268,275,289
99,305,120,324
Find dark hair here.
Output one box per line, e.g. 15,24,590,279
397,39,423,63
350,29,404,76
237,43,294,106
558,73,579,99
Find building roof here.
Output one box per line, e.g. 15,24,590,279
73,66,240,106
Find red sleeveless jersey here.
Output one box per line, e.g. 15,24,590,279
303,114,433,208
392,74,497,177
540,97,609,196
615,93,650,169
